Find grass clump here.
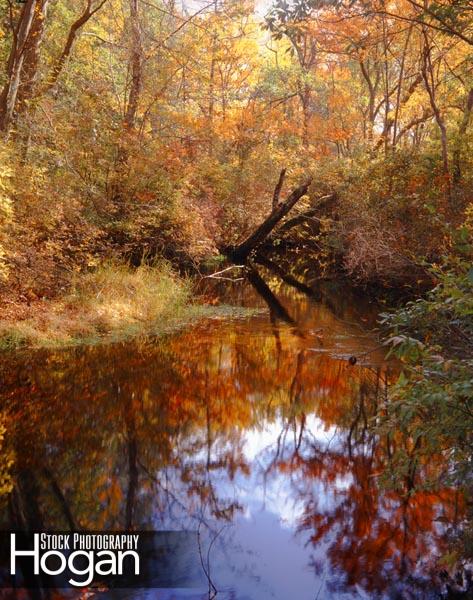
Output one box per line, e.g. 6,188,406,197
0,262,206,349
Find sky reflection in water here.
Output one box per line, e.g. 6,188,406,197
0,276,461,599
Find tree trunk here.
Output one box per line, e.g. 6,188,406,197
224,177,312,263
207,0,218,154
111,0,142,211
392,25,413,147
453,88,473,184
374,73,423,152
41,0,109,97
0,0,39,133
382,14,390,155
274,193,336,236
124,0,143,130
358,59,376,144
421,31,450,195
16,0,50,116
272,168,286,209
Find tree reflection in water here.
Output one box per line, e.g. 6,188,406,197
0,278,464,599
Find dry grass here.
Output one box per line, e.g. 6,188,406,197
0,262,203,349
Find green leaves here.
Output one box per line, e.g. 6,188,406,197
379,261,473,492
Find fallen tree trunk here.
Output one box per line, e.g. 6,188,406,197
223,177,312,263
274,193,337,237
274,208,320,235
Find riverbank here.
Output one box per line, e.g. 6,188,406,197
0,250,439,352
0,262,214,350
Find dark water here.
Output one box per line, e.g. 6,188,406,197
0,269,463,599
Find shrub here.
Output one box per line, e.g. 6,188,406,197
379,261,473,489
308,151,455,285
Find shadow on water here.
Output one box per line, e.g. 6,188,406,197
0,262,465,599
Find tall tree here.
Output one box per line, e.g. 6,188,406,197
124,0,143,131
0,0,40,133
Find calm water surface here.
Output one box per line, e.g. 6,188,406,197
0,271,462,599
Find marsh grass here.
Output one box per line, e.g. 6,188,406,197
0,262,213,350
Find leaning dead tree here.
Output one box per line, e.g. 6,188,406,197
271,192,337,238
223,170,313,263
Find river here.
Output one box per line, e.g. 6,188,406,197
0,268,462,599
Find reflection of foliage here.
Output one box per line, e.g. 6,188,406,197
0,412,14,499
0,309,461,596
0,312,386,529
260,368,461,597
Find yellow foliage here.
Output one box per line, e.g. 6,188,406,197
0,145,13,282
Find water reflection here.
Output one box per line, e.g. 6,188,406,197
0,274,462,599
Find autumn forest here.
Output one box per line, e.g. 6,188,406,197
0,0,472,597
